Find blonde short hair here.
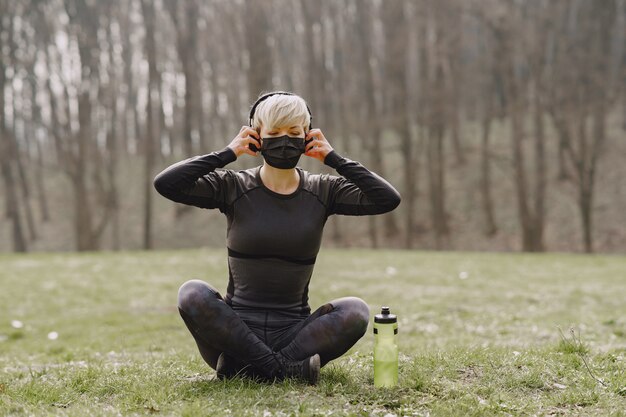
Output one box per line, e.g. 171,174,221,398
251,93,311,133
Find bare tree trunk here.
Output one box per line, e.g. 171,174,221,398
165,0,198,156
381,0,417,248
300,0,319,110
580,183,594,254
73,88,98,251
578,102,608,253
491,14,545,252
8,13,37,243
472,13,498,237
186,0,204,151
532,92,546,251
447,2,466,167
244,0,272,99
425,2,450,249
65,0,113,251
34,138,50,222
141,0,158,250
0,19,27,252
11,132,37,242
121,0,139,157
106,20,121,251
449,105,465,166
557,136,570,180
427,123,449,249
547,0,616,253
403,15,418,250
510,101,534,251
24,43,51,224
0,158,27,252
480,117,497,236
182,2,198,154
206,26,224,151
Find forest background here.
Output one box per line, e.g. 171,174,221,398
0,0,624,254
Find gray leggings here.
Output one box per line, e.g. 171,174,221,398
177,279,370,377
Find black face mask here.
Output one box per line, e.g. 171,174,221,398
259,135,306,169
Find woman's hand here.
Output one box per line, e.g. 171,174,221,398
227,126,261,158
304,129,334,162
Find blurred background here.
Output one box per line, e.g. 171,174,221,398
0,0,624,254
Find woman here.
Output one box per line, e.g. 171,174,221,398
154,91,401,385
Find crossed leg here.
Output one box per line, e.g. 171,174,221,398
177,279,370,377
275,297,370,367
177,279,281,377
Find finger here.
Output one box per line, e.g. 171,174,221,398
243,138,259,151
243,127,260,138
246,135,261,146
305,146,320,156
305,139,316,152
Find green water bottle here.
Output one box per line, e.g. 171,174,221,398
374,306,398,387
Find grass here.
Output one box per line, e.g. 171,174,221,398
0,248,625,416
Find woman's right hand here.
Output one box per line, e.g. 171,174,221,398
227,126,261,158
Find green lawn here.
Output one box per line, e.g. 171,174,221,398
1,249,625,416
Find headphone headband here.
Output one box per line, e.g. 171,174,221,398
248,91,313,131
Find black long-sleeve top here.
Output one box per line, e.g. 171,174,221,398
154,147,401,314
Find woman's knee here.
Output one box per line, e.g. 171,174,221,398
177,279,221,313
332,296,370,335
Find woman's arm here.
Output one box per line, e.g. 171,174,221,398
153,147,237,211
304,128,401,216
154,126,260,211
323,150,401,216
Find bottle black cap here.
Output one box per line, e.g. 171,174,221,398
374,306,397,324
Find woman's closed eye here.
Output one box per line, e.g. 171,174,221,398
267,131,302,137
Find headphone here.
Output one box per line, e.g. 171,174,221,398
248,91,313,132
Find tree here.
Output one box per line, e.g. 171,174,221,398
423,0,451,249
472,13,499,237
487,0,547,252
1,0,624,254
140,0,159,250
0,0,27,252
8,5,38,243
165,0,201,156
546,0,619,253
244,0,273,100
381,0,417,248
61,0,115,251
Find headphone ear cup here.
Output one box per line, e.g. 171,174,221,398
304,138,314,151
248,136,261,153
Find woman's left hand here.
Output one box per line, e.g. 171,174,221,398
304,129,334,162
